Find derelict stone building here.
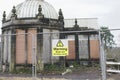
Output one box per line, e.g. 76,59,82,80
1,0,99,72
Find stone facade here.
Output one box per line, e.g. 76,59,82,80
1,0,99,72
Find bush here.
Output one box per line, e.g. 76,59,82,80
44,63,66,74
13,67,32,74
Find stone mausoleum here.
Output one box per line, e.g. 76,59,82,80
1,0,100,72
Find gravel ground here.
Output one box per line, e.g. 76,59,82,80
0,70,120,80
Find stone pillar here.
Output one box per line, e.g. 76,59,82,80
7,30,12,72
88,35,91,60
75,33,79,62
87,34,91,65
3,31,8,72
0,33,3,71
9,6,17,72
10,29,16,72
25,29,28,65
37,28,44,71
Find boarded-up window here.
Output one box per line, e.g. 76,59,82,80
27,29,37,64
16,29,25,64
79,35,89,59
16,29,37,64
79,40,89,59
90,40,99,59
66,40,75,59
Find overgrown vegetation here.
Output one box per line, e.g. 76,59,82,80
10,61,100,75
42,61,100,74
13,67,32,74
43,63,66,74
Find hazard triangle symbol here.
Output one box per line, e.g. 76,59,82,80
56,40,64,47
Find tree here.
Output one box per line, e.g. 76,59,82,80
100,26,115,49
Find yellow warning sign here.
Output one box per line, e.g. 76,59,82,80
52,39,68,56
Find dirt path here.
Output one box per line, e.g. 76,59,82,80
0,71,120,80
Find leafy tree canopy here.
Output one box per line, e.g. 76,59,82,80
100,26,116,49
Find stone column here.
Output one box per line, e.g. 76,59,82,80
88,35,91,60
75,33,79,62
37,28,44,71
10,29,16,72
87,34,91,65
0,33,3,71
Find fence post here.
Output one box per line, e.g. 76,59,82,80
99,31,106,80
32,34,37,80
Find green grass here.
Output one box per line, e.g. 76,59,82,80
13,67,32,74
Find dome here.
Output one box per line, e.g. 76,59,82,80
7,0,58,19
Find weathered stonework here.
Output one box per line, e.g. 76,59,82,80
1,0,99,73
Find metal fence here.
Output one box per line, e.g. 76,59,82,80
0,30,112,80
106,29,120,61
106,29,120,77
0,33,37,80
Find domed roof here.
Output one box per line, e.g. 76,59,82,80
7,0,58,19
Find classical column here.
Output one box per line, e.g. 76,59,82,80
3,31,8,72
88,35,91,60
58,9,65,67
87,34,91,65
37,28,44,71
9,6,17,72
25,29,28,65
7,30,12,72
75,33,79,62
10,29,16,72
0,31,4,71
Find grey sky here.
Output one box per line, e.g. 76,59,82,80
0,0,120,45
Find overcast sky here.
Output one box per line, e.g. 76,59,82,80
0,0,120,45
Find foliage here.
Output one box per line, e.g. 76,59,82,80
100,27,115,49
13,67,32,74
44,63,66,74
